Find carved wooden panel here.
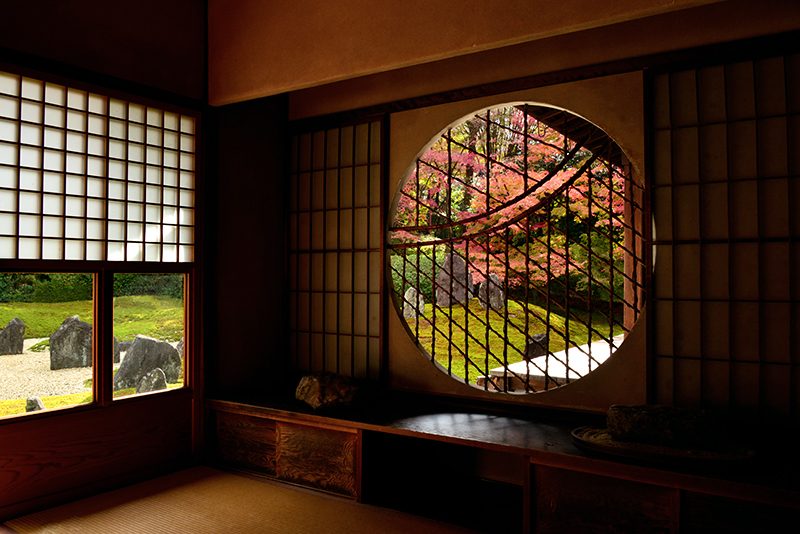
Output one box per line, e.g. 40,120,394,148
214,412,277,475
534,465,675,534
276,421,357,498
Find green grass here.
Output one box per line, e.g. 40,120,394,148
405,299,620,382
0,300,93,338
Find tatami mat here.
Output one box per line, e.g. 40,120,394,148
4,466,480,534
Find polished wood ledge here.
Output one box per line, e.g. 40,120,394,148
206,395,800,510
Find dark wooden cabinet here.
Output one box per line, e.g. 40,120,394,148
207,400,800,534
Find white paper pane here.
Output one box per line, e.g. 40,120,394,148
67,89,87,110
21,78,43,101
44,83,65,105
146,185,161,204
163,149,178,168
163,225,177,243
179,245,193,262
87,198,105,218
127,182,144,202
0,236,16,257
44,105,65,127
19,169,41,190
0,166,14,188
180,116,195,134
179,189,194,207
163,188,178,206
0,118,18,142
67,110,86,131
21,102,43,123
109,160,125,179
109,99,126,119
126,242,143,261
128,162,143,181
179,226,193,244
146,204,161,222
162,244,177,262
66,174,85,195
66,131,86,152
66,154,86,174
18,214,40,236
65,217,84,238
128,123,144,143
0,213,16,234
179,171,194,190
145,243,160,261
0,72,19,96
43,194,64,215
0,96,19,120
109,139,126,159
87,177,104,197
43,149,64,171
163,168,178,186
179,152,194,171
163,112,179,131
180,134,195,153
128,103,145,123
146,146,161,165
43,239,63,260
87,240,104,260
43,173,63,193
146,127,162,145
127,202,143,222
164,131,178,150
146,166,161,184
109,119,126,139
108,180,125,200
88,115,106,136
128,143,144,162
65,239,84,260
19,238,40,259
108,221,125,240
19,191,40,213
146,107,162,127
88,93,106,114
145,224,161,242
65,196,84,217
87,156,105,177
20,146,41,167
44,127,65,149
108,201,124,220
0,142,17,165
107,241,124,261
179,208,193,226
127,222,143,241
87,136,105,156
42,216,63,237
20,123,41,145
86,219,104,239
163,207,178,225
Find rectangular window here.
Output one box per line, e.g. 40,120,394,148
0,67,198,419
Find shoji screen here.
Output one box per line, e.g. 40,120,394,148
288,119,384,379
650,53,800,424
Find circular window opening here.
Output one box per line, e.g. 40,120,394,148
388,104,645,393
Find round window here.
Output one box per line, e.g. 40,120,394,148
388,104,644,393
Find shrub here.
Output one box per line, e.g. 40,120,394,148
113,274,184,299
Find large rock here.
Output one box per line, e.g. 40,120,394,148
403,287,426,319
478,273,506,310
136,368,168,393
295,372,358,410
113,335,181,391
606,404,723,448
26,397,45,412
435,253,474,306
0,317,25,355
524,333,549,361
50,316,92,370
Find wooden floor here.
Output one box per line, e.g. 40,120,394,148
2,466,480,534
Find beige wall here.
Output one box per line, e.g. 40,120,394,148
208,0,724,106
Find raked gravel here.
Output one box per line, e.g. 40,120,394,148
0,338,115,400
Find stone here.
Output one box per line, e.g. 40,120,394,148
606,404,724,448
113,336,121,364
478,273,506,310
435,253,474,306
403,287,426,319
295,372,358,410
50,316,93,370
136,368,168,393
26,397,45,412
176,337,184,360
113,335,181,391
118,340,133,353
0,317,25,355
524,333,549,361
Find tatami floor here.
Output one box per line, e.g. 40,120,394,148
2,466,480,534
